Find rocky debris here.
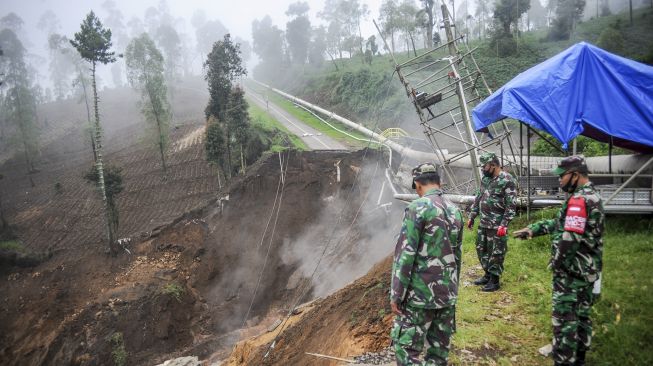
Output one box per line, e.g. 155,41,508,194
539,343,553,357
353,347,395,364
155,356,200,366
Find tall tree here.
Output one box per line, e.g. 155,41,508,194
225,87,250,174
0,174,7,232
285,2,312,64
379,0,401,53
70,11,118,251
251,16,285,78
84,165,123,245
417,0,436,48
308,26,328,66
475,0,491,38
47,34,77,100
493,0,531,36
204,34,246,179
548,0,586,40
398,0,420,56
527,0,548,30
125,33,171,174
195,19,228,63
153,24,181,107
0,29,39,176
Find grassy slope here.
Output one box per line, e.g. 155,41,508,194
453,212,653,365
246,98,309,151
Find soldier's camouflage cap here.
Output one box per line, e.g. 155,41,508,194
479,152,499,166
411,162,438,189
552,155,589,176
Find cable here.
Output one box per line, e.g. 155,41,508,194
240,150,289,328
261,75,396,360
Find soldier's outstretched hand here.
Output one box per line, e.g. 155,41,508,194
466,218,474,230
513,227,533,240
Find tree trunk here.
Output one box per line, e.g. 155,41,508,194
358,21,365,64
78,66,97,163
146,85,168,174
240,144,245,174
13,87,35,176
0,190,7,231
225,126,232,180
326,50,339,71
91,61,116,252
426,7,434,48
409,32,418,57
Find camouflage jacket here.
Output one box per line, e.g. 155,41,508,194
528,182,604,282
470,171,517,228
391,188,463,309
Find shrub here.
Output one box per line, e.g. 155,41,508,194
108,332,127,366
162,283,184,302
597,27,624,54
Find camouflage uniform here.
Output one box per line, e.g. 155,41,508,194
527,156,604,365
470,155,517,278
391,175,463,366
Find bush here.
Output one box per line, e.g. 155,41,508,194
161,283,184,302
108,332,127,366
597,27,624,54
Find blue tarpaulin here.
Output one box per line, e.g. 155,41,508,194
472,42,653,153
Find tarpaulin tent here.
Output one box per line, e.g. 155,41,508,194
472,42,653,153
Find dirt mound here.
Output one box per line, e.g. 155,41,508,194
0,149,400,365
226,256,393,366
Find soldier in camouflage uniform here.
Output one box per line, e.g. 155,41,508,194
514,156,604,366
468,152,517,291
390,163,463,366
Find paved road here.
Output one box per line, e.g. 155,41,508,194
245,88,348,151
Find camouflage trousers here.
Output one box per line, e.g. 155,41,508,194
552,274,594,365
475,227,507,276
391,305,454,366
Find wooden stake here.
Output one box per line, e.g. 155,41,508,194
305,352,356,363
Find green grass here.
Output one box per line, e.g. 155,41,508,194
161,283,184,303
108,332,127,366
450,211,653,365
247,98,308,152
247,81,383,149
0,240,24,252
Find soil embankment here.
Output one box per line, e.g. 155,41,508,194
0,146,400,365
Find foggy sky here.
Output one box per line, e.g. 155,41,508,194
1,0,385,51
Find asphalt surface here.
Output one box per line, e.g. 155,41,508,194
245,88,349,151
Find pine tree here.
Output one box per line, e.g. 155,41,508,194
70,11,118,251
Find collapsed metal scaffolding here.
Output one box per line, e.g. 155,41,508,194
374,0,521,195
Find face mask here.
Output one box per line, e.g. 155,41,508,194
561,173,578,193
482,166,494,178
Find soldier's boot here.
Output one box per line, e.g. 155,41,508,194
481,275,500,292
575,349,586,366
473,272,490,286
